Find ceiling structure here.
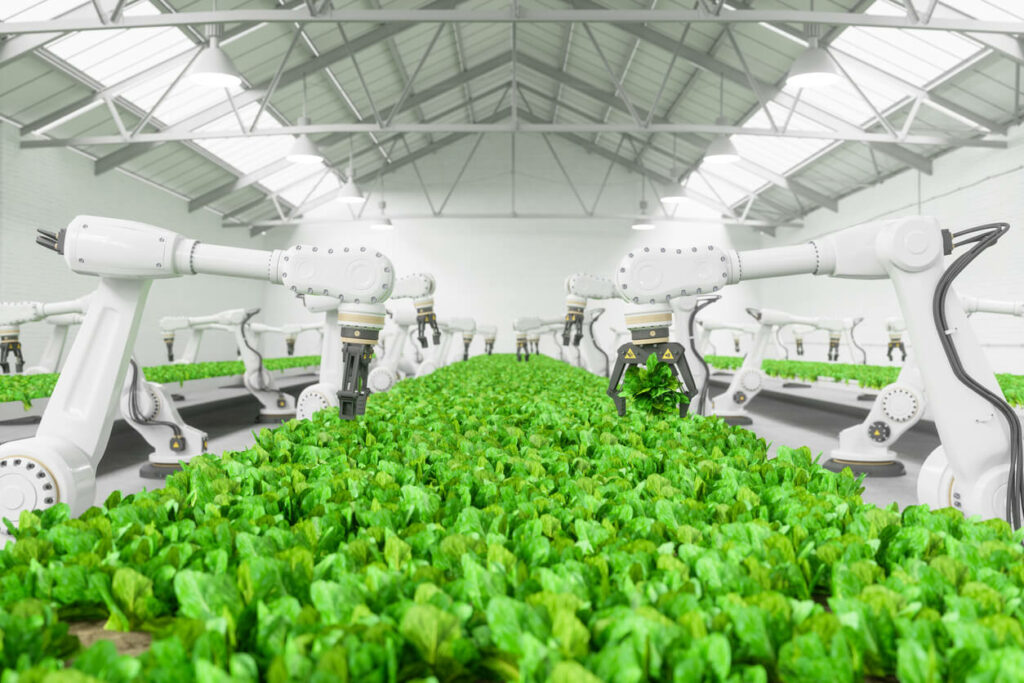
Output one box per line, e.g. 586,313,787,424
1,0,1021,236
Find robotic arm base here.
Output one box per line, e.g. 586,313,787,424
297,382,341,421
0,436,96,539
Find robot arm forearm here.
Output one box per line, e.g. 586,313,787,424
961,296,1024,317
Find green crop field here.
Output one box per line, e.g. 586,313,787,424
3,355,1023,681
0,357,320,409
706,355,1024,407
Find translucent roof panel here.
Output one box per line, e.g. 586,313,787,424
951,0,1024,21
830,1,983,87
194,104,291,177
46,3,195,85
39,1,308,208
0,0,84,21
693,0,986,213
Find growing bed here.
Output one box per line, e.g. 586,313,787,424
2,355,1023,682
0,356,321,418
705,356,1024,408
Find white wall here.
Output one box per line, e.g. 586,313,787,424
751,123,1024,373
257,134,764,359
0,121,263,367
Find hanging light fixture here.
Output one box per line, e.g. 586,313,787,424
335,140,364,205
660,135,687,205
286,78,325,164
188,16,243,89
786,6,842,89
371,177,393,229
786,38,842,89
704,75,740,166
631,180,655,230
704,121,741,165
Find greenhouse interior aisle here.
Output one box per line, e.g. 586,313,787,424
3,0,1024,680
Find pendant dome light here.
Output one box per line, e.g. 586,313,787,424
786,38,842,89
187,7,243,89
631,181,656,231
286,78,325,164
336,140,364,205
660,135,686,205
704,75,740,166
786,6,842,89
370,177,393,230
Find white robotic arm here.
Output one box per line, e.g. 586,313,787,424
615,217,1021,524
478,325,497,355
0,295,92,374
24,313,85,375
834,294,1024,478
710,308,862,423
447,317,477,361
775,323,817,360
249,321,322,357
363,274,439,393
1,216,394,530
695,318,759,355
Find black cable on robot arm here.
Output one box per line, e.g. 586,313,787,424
688,296,720,416
240,309,269,391
588,309,611,375
127,359,182,437
932,223,1023,527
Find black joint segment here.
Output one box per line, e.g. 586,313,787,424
631,326,670,343
340,326,380,343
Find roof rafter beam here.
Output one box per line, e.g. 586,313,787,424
18,1,308,135
25,122,1004,146
5,7,1024,33
188,58,511,213
570,0,937,172
88,0,468,175
221,84,511,221
233,107,512,226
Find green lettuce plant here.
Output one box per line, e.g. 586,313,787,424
619,353,687,415
2,355,1024,682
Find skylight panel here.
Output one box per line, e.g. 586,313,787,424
952,0,1024,21
0,0,83,22
831,1,983,86
122,75,242,127
687,172,747,208
46,3,194,85
276,173,342,208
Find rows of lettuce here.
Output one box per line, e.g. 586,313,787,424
706,355,1024,406
0,356,321,408
3,354,1024,682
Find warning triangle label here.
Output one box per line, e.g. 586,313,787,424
661,349,674,361
624,348,637,360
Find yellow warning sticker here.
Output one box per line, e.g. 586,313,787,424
624,348,637,360
661,349,674,360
